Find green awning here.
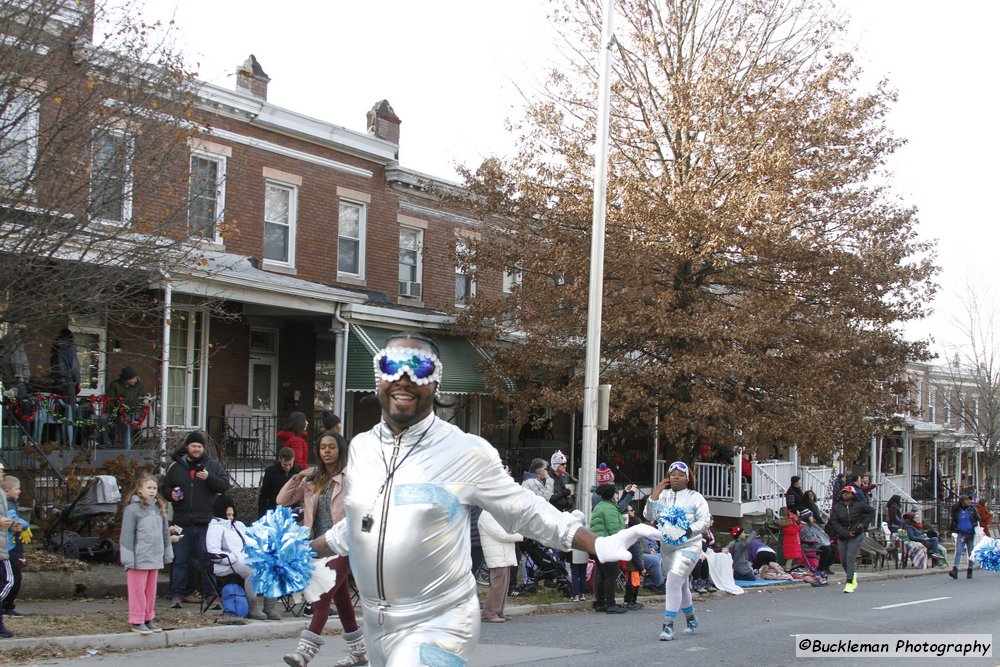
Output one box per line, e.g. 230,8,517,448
346,325,491,394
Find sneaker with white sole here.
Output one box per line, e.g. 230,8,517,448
130,623,152,635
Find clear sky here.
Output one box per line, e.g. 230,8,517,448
136,0,998,354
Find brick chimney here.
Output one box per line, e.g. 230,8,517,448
236,55,270,101
367,100,400,158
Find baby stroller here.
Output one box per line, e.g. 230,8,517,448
520,539,571,596
44,475,121,561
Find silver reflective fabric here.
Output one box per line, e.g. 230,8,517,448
324,413,581,666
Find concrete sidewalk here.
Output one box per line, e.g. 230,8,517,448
3,563,952,655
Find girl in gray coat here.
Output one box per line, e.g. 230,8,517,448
120,474,173,634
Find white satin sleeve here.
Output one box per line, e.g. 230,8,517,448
322,517,350,556
470,445,582,551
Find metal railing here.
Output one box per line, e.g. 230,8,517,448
206,414,285,488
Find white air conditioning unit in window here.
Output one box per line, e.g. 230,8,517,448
399,281,422,298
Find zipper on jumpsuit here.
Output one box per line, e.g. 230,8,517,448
375,431,402,621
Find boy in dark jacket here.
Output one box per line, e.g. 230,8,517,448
161,431,230,607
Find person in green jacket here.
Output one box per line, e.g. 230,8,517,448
590,484,627,614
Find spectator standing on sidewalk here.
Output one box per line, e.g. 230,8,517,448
590,483,628,614
827,485,874,593
0,464,17,638
162,431,231,608
119,474,172,634
976,499,993,537
949,495,980,580
258,447,302,517
1,476,26,619
478,508,522,623
279,431,366,667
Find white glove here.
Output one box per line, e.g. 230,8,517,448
662,524,687,541
303,557,338,602
594,524,661,563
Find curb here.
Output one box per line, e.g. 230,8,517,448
6,566,949,655
3,617,310,652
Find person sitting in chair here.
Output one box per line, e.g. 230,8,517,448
205,495,276,621
901,512,943,568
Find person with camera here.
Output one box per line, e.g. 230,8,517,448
161,431,231,608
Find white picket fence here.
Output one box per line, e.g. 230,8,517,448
695,462,734,499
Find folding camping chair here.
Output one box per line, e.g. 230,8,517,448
201,553,243,614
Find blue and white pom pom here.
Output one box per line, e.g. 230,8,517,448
244,505,316,598
971,536,1000,572
655,505,691,545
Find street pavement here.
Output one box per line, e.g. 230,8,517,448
11,565,997,666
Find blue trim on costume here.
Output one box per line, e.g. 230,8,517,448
394,484,463,523
664,610,678,619
680,548,701,562
419,643,466,667
681,604,694,615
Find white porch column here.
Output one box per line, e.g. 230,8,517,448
158,278,172,473
789,444,799,470
902,429,912,497
733,448,742,503
870,434,878,477
955,448,962,497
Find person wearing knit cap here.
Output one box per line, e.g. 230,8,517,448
547,451,574,512
161,431,230,607
644,461,711,641
591,463,637,512
107,366,146,447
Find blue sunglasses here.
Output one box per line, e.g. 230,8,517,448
373,347,442,386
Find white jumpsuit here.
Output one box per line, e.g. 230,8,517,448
643,487,712,577
323,413,581,667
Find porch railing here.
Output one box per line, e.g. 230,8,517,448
799,465,834,514
753,461,795,514
879,474,918,505
695,461,734,500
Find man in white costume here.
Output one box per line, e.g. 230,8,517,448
312,333,659,666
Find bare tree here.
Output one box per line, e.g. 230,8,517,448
942,284,1000,501
454,0,936,462
0,0,209,373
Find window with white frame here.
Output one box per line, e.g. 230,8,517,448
188,152,226,240
455,238,476,305
338,200,365,277
928,387,936,423
90,129,133,223
502,264,522,294
0,88,39,192
264,180,296,265
399,226,422,298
